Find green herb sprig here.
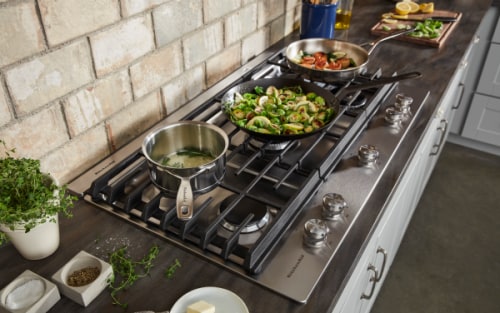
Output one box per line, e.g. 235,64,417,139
165,258,182,279
107,245,160,308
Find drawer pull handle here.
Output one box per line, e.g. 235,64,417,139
361,265,378,300
375,247,388,282
430,119,448,156
452,83,465,110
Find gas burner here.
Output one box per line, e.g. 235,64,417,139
340,92,368,109
248,137,298,152
219,195,270,233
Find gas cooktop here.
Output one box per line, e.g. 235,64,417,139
69,47,429,303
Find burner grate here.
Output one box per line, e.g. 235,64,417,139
84,49,393,275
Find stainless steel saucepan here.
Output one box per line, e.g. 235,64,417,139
142,121,229,220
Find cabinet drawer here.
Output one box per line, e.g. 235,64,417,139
462,93,500,146
476,43,500,97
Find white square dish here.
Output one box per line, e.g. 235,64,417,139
0,270,60,313
51,250,112,307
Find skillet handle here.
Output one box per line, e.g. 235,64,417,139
340,71,422,95
361,27,416,56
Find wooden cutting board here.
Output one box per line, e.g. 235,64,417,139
370,10,462,48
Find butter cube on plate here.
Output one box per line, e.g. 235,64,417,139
187,300,215,313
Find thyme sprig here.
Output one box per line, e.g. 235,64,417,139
165,258,182,279
107,245,160,309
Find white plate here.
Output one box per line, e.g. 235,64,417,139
170,287,249,313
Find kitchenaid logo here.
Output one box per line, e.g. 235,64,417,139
287,254,305,278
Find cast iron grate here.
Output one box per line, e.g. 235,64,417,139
85,50,391,274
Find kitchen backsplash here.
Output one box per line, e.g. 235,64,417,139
0,0,301,184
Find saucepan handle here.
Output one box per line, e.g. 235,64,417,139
164,165,213,221
176,176,194,220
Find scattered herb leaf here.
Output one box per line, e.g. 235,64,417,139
107,245,160,308
165,258,182,279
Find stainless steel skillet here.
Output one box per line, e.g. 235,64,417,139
285,28,415,82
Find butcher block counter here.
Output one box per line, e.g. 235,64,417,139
0,0,493,312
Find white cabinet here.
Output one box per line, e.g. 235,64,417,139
462,93,500,145
454,7,500,148
331,57,464,313
462,41,500,146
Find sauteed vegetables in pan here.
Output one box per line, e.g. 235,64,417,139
224,85,336,135
292,50,357,70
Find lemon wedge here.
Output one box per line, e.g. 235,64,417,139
382,18,399,24
392,14,409,19
395,2,411,15
419,2,435,13
381,12,394,19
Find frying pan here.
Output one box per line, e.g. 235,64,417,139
221,73,421,142
286,28,415,82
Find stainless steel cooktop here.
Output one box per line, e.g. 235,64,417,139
69,47,429,303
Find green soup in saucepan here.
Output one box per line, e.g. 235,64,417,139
160,149,215,168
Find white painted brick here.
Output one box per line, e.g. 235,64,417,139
184,66,205,100
106,92,162,150
63,70,132,137
225,4,257,45
0,105,68,160
241,29,269,64
183,22,224,69
153,0,203,47
269,15,286,45
130,42,183,98
286,0,301,11
39,0,120,46
90,15,155,77
162,65,205,114
41,125,109,184
0,1,44,67
121,0,169,17
0,83,11,126
285,5,301,35
5,40,93,115
206,44,241,87
203,0,240,22
258,0,285,28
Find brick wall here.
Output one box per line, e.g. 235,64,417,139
0,0,301,184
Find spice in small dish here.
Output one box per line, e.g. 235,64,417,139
67,266,101,287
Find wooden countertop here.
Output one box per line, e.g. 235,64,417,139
0,0,492,312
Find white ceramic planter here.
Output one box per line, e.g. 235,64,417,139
0,214,60,260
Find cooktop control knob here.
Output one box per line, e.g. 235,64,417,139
322,193,346,220
303,219,328,248
358,144,379,166
395,93,413,114
384,106,404,127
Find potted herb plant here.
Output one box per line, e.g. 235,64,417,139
0,140,76,260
